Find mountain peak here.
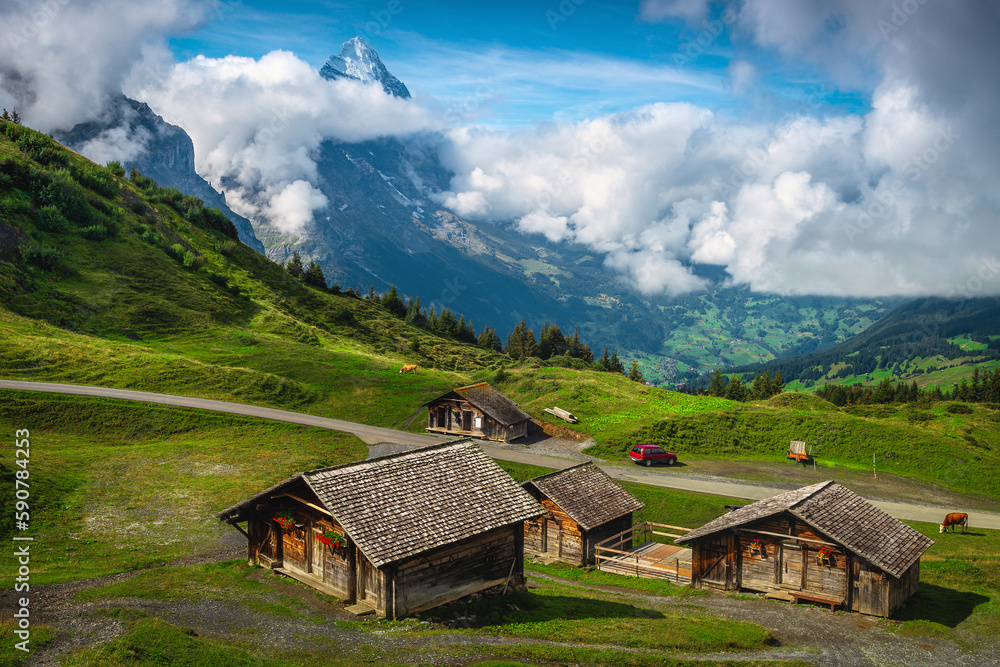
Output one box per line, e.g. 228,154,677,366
320,37,411,99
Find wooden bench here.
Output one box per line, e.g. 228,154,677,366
788,591,844,611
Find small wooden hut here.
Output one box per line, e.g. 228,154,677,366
216,440,544,619
423,382,531,442
677,481,933,617
522,462,644,566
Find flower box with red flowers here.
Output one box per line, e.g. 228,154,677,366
273,509,296,530
318,531,347,549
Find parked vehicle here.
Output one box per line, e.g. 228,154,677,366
628,444,677,467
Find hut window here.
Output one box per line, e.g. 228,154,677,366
474,416,482,429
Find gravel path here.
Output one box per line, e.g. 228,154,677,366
525,571,1000,667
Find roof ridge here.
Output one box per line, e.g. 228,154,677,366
303,438,475,480
525,461,593,485
455,381,490,391
787,479,836,510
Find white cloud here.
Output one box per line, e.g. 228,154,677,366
265,180,329,235
130,49,438,232
74,123,152,165
0,0,209,132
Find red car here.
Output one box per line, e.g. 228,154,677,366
628,444,677,466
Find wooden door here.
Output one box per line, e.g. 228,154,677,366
779,542,803,589
855,565,885,616
546,518,562,557
310,525,323,575
356,549,368,600
282,524,307,572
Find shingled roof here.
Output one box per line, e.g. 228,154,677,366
218,440,544,569
524,463,644,531
677,481,933,578
424,382,531,427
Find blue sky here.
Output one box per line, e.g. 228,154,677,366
167,0,868,126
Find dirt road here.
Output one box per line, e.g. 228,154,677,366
4,379,999,529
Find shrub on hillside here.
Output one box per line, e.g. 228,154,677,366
35,205,70,232
17,243,62,270
79,224,110,241
182,250,205,270
71,164,118,198
38,170,94,225
946,403,973,415
0,197,32,219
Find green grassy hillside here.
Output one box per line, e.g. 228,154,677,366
0,119,510,426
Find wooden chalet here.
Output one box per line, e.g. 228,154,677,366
522,462,645,566
216,440,545,619
677,481,933,617
423,382,531,442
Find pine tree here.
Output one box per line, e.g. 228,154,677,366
457,315,477,343
405,297,426,327
285,251,303,279
505,319,537,359
627,361,645,383
538,323,567,360
706,369,726,397
596,348,611,372
970,368,982,402
438,308,458,335
477,326,503,353
567,328,594,363
609,352,624,374
872,378,894,404
381,285,406,317
725,374,747,401
303,260,326,288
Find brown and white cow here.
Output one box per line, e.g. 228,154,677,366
939,512,968,533
399,364,418,374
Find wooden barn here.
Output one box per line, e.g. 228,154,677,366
522,462,645,566
423,382,531,442
216,440,544,619
677,481,933,617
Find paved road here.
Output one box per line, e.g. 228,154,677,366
4,379,1000,530
0,380,448,448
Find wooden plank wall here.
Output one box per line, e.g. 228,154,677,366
393,525,520,618
692,533,730,590
541,498,583,565
320,522,352,599
738,533,777,591
524,516,545,556
887,560,920,616
803,544,848,599
426,400,487,438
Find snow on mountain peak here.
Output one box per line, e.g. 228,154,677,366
320,37,411,99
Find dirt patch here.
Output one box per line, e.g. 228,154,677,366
530,417,588,442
